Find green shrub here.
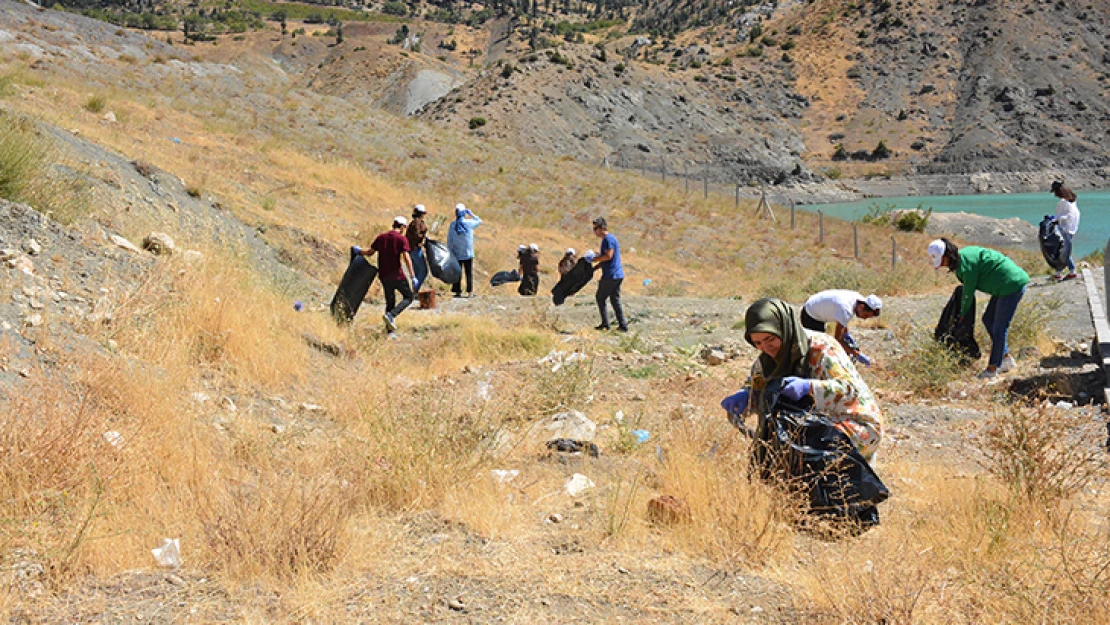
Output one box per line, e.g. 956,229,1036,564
84,94,107,113
892,325,969,395
500,63,515,79
468,117,486,130
860,202,895,226
894,207,930,232
825,167,842,180
0,116,46,203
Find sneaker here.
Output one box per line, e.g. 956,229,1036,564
1062,273,1078,281
976,368,997,379
998,355,1016,373
594,324,610,331
383,313,397,332
617,326,629,333
1052,272,1064,282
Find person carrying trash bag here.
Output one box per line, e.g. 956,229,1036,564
720,298,884,462
519,244,540,296
447,203,482,298
800,290,882,367
1049,180,1080,281
406,204,430,291
927,238,1029,379
359,216,418,334
558,248,577,277
590,217,628,332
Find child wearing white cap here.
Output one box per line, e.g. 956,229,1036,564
558,248,578,277
800,289,883,366
360,216,418,333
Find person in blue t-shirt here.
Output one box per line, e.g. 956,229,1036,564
590,217,628,332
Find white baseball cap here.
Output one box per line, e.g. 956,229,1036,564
517,244,527,252
413,204,427,214
393,216,409,227
456,203,467,212
927,239,946,268
529,243,539,253
565,248,575,256
864,294,882,312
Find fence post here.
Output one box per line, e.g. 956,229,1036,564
891,235,897,269
619,153,624,169
818,210,824,245
790,199,795,230
853,223,859,258
735,184,740,210
640,155,645,176
684,163,689,194
703,173,708,199
661,158,666,182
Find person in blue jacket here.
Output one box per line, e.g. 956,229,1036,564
447,203,482,297
591,217,628,332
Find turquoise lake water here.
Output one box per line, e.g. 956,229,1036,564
806,189,1110,257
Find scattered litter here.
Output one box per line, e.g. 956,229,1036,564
191,392,210,403
614,410,624,423
490,469,519,483
564,473,595,496
171,137,181,144
618,566,630,574
152,538,181,568
1055,401,1075,409
447,598,466,612
643,279,652,286
547,438,600,457
300,403,324,413
110,234,141,254
538,349,588,372
547,513,563,524
631,429,650,444
751,606,764,614
293,300,304,312
142,232,175,256
102,431,123,447
476,380,492,401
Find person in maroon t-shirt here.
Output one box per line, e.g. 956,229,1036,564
360,216,417,333
518,243,540,296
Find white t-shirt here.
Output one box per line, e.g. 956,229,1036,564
803,289,861,327
1055,199,1080,236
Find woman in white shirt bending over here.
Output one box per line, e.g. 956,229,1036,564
1051,180,1080,281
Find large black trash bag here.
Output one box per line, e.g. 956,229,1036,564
1038,215,1072,272
425,238,462,285
490,269,521,287
750,381,890,531
934,285,981,362
551,258,596,306
330,247,378,324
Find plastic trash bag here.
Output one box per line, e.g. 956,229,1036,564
1038,215,1072,272
425,238,462,285
152,538,181,568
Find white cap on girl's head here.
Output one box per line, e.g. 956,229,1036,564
456,203,467,212
565,248,575,256
529,243,540,253
394,216,409,227
413,204,427,214
517,244,527,252
927,239,946,268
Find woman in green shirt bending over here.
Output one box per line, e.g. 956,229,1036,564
927,238,1030,379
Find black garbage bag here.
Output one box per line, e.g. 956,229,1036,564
551,258,596,306
1038,215,1072,272
425,238,462,285
934,285,980,362
330,247,378,324
751,381,889,530
490,269,521,287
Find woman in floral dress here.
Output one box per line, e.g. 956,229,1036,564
720,298,884,460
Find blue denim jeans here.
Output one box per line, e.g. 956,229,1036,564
1062,230,1076,272
409,248,428,291
981,286,1026,367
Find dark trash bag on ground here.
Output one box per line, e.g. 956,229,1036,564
330,248,378,324
551,258,596,306
934,285,981,362
425,238,462,285
1038,215,1072,272
751,381,889,531
490,269,521,287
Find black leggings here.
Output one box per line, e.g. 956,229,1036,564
452,258,474,294
800,308,826,332
518,273,539,296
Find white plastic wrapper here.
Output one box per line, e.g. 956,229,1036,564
564,473,595,497
152,538,181,568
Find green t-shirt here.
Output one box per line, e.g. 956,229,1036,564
955,246,1030,317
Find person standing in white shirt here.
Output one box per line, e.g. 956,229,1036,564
1050,180,1080,281
800,290,882,366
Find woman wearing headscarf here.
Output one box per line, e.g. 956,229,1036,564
447,203,482,297
1050,180,1080,281
720,298,884,460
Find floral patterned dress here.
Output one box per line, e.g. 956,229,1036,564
748,330,884,459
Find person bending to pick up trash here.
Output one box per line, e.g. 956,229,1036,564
590,217,628,332
519,244,540,296
558,248,577,277
1050,180,1080,281
406,204,430,291
359,216,418,334
721,298,884,460
800,290,882,366
447,203,482,298
928,238,1029,379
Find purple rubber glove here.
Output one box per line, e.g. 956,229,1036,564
352,245,362,255
411,278,419,292
780,377,812,401
856,353,872,367
721,389,750,429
